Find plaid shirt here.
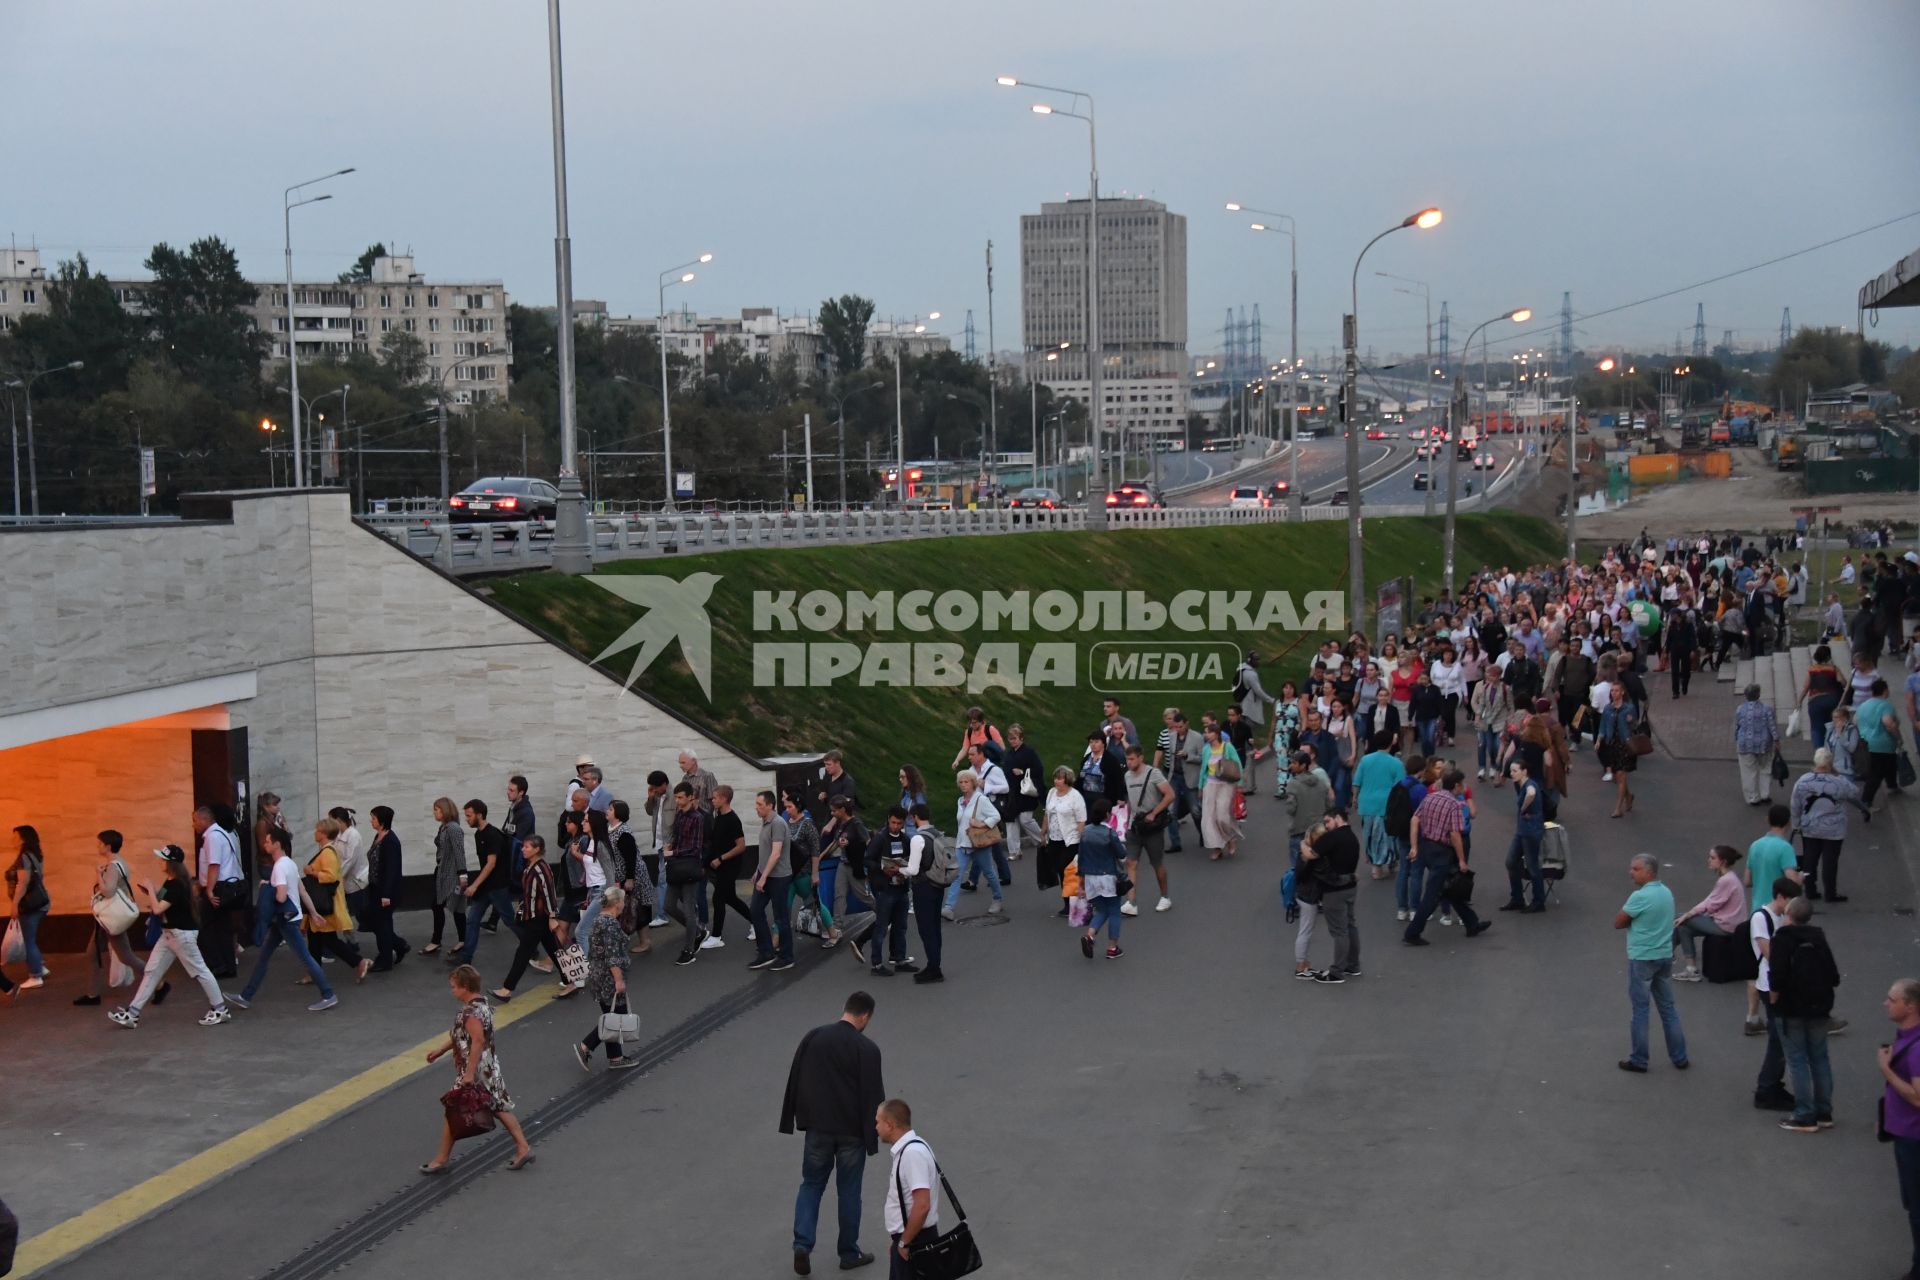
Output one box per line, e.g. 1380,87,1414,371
1413,789,1465,845
1733,700,1778,755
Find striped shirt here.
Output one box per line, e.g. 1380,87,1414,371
517,858,557,922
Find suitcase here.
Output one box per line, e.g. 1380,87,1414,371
1701,922,1759,984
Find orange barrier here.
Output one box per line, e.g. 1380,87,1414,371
1627,454,1680,483
1683,451,1731,478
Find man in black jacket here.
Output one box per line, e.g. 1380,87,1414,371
1769,895,1843,1133
781,991,885,1275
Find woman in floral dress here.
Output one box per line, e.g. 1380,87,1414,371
421,964,533,1173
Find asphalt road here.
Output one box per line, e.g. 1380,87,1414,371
29,695,1917,1280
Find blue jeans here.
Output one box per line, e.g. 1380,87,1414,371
751,875,794,962
461,884,519,960
869,883,909,968
1505,831,1544,906
17,908,47,976
1394,847,1424,912
945,848,1002,908
991,841,1012,886
1405,846,1480,938
817,860,841,927
1417,718,1439,756
1088,894,1123,942
793,1131,867,1264
1895,1137,1920,1278
240,916,335,1000
1477,729,1501,772
1328,762,1352,810
1626,958,1688,1068
1779,1016,1834,1123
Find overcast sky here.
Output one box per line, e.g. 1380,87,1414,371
11,0,1920,364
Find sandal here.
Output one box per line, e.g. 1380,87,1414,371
422,944,441,956
507,1151,536,1171
419,1161,451,1176
491,988,514,1002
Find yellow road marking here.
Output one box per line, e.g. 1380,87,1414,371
15,982,564,1277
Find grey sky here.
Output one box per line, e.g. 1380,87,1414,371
12,0,1920,364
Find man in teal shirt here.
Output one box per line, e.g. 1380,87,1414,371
1857,676,1903,807
1615,852,1689,1073
1351,731,1405,874
1746,806,1800,913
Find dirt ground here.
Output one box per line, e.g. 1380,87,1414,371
1575,446,1920,540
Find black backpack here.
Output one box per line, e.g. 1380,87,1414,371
1231,664,1251,705
1782,934,1839,1017
1384,780,1416,840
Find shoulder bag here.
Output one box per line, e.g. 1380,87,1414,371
963,796,999,849
1131,774,1170,834
598,991,642,1046
15,852,49,915
301,855,340,917
895,1140,984,1280
441,1014,499,1140
1215,749,1241,784
92,858,141,936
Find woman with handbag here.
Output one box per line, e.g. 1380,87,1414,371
108,844,230,1027
944,771,1004,917
424,798,468,956
302,819,372,982
422,964,533,1173
1198,721,1243,860
1597,681,1641,819
79,830,147,1007
4,825,51,990
1076,798,1128,960
572,886,638,1071
1041,766,1086,906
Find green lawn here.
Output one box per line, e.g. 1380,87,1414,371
483,514,1560,799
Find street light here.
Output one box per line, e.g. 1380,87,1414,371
1234,202,1302,516
283,167,353,488
657,254,713,511
886,313,942,503
1002,74,1106,519
259,418,280,488
1444,307,1531,588
4,360,84,517
1377,270,1435,515
545,0,591,574
299,385,350,486
1344,206,1442,635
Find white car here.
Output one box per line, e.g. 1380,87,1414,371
1227,485,1264,509
1473,453,1496,470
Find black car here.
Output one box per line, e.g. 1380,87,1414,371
1104,482,1165,510
1412,471,1431,490
447,477,559,523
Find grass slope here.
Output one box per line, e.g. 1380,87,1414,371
484,514,1559,797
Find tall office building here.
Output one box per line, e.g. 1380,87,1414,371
1020,196,1189,440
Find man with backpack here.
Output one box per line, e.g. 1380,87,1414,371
1385,756,1427,920
906,803,951,986
1769,894,1842,1132
864,809,921,980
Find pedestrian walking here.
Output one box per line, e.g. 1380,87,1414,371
1002,725,1047,862
363,806,409,971
190,806,248,981
1120,744,1174,916
945,771,1004,917
329,807,368,933
1280,750,1330,923
706,785,756,945
1798,645,1844,752
1040,767,1086,899
493,835,571,1001
572,887,637,1071
1669,844,1746,981
906,803,946,985
1791,748,1862,903
301,818,372,982
865,809,916,977
420,964,533,1173
423,797,468,956
749,790,797,972
1198,720,1243,860
877,1099,941,1279
106,844,230,1027
1352,730,1403,878
1615,853,1689,1073
1875,977,1920,1279
663,784,713,964
77,830,143,1007
818,796,875,952
1597,681,1641,818
1734,684,1780,806
1077,798,1128,960
1769,895,1841,1133
223,825,337,1013
455,799,515,966
1402,769,1489,944
780,991,886,1275
1857,678,1904,808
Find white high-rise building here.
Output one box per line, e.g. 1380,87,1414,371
1020,196,1189,439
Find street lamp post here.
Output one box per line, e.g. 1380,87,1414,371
1345,207,1441,636
283,167,353,488
1377,272,1434,515
657,254,712,511
1002,75,1105,520
5,360,84,517
1231,204,1302,516
1445,308,1533,588
833,379,883,510
545,0,591,574
299,385,349,484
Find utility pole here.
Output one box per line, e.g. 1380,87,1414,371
545,0,590,573
802,411,814,511
986,241,998,496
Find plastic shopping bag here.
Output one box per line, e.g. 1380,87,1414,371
2,919,22,966
109,952,140,989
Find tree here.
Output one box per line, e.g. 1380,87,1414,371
338,242,388,284
5,253,137,398
1892,351,1920,412
141,236,268,402
818,294,874,376
380,329,429,386
1766,327,1887,406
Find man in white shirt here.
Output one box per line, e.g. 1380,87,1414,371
193,805,246,978
877,1099,940,1274
226,825,337,1012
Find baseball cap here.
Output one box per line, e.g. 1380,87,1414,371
154,843,187,863
575,754,596,769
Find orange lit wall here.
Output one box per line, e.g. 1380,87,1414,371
0,711,221,916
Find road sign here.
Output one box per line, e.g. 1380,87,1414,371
139,448,156,497
674,471,696,499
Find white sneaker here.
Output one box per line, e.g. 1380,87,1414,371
746,926,756,942
1155,896,1173,912
20,975,44,990
1674,968,1704,983
699,935,725,950
648,916,669,928
1602,770,1614,782
1120,900,1140,917
1438,913,1454,926
1395,909,1409,921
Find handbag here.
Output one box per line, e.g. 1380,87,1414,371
556,941,589,985
1131,776,1170,834
302,858,340,917
1901,749,1918,791
1019,771,1039,799
14,852,49,915
963,797,999,849
1,918,22,966
1627,731,1654,757
441,1082,498,1141
598,993,642,1046
665,855,703,886
92,859,140,936
1231,789,1247,822
1770,750,1789,785
1441,867,1476,904
895,1141,984,1280
1216,752,1242,783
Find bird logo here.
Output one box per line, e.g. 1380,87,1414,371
586,572,722,701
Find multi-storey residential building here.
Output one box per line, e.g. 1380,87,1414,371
605,308,948,384
1020,196,1190,440
2,247,510,402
